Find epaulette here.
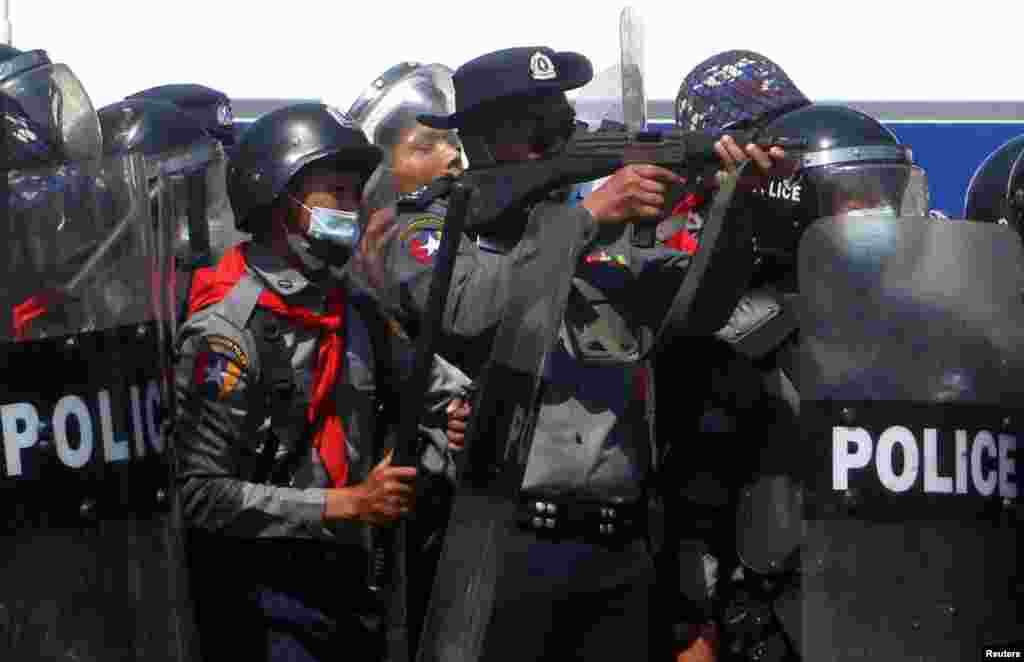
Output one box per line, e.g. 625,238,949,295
395,177,453,213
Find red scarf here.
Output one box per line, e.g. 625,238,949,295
189,243,350,487
665,192,703,255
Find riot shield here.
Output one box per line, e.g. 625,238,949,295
148,140,236,320
571,63,625,132
567,8,639,205
784,214,1023,659
619,6,646,132
202,151,243,262
901,164,930,217
0,152,198,661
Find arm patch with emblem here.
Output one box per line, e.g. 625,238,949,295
401,215,446,266
191,334,250,400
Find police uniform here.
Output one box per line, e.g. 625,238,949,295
385,172,694,659
661,103,921,662
388,46,721,660
174,239,471,661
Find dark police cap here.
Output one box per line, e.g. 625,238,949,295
418,47,592,129
127,83,235,144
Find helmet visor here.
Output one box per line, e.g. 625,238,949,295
810,163,911,218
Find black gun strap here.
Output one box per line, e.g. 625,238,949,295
648,164,755,354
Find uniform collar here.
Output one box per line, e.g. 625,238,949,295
244,240,317,298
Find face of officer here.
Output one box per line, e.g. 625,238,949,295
282,162,363,235
822,165,904,218
267,161,366,276
389,123,462,194
488,116,545,163
461,92,573,164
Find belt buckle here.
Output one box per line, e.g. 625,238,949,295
596,503,620,537
588,497,641,541
522,498,560,533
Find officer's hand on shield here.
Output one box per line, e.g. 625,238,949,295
325,451,417,525
713,134,786,183
581,164,686,224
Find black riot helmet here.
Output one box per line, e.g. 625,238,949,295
746,104,914,263
227,103,382,232
963,134,1024,235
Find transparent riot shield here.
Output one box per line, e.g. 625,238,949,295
149,140,237,322
785,214,1024,659
0,151,198,661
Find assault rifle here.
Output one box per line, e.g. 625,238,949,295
457,124,805,244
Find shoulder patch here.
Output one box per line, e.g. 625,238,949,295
205,333,250,370
399,214,445,241
406,228,443,265
191,335,248,400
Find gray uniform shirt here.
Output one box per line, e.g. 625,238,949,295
174,241,471,542
386,197,689,502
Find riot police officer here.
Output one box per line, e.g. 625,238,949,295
964,134,1024,233
348,62,463,198
347,60,473,657
172,102,472,662
368,46,783,662
660,101,1023,662
0,45,202,660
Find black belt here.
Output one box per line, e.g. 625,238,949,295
515,493,646,544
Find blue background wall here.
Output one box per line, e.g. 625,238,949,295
885,123,1022,217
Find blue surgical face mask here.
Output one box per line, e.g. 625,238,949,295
843,204,897,218
290,195,362,249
